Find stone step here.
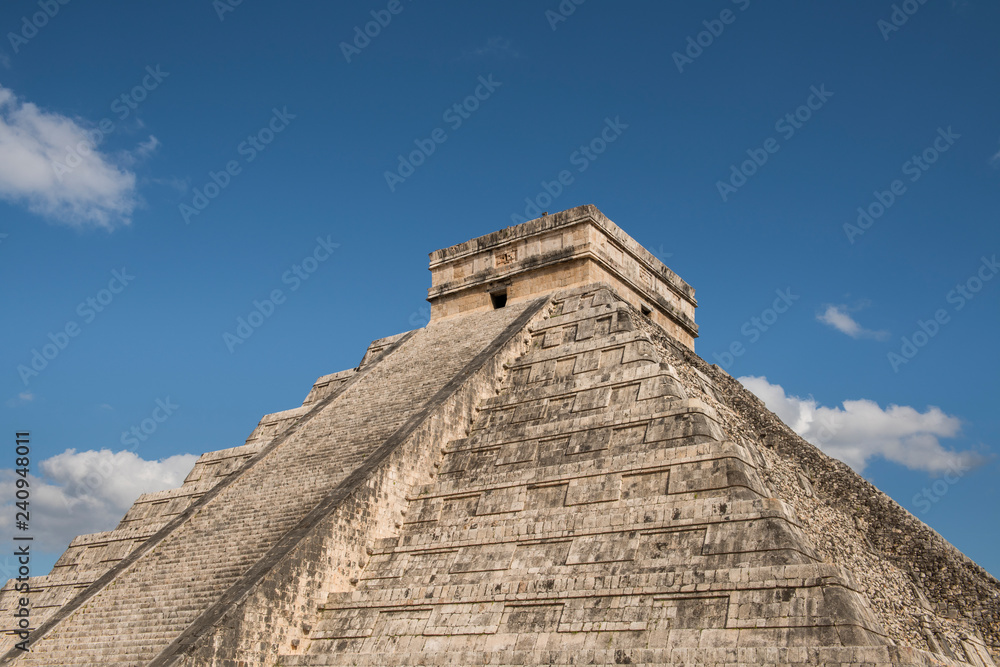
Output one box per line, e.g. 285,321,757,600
12,302,539,665
279,644,964,667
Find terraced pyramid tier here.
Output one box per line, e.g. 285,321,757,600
279,288,913,666
1,300,545,666
4,205,996,666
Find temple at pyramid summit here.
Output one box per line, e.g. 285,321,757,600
2,205,998,666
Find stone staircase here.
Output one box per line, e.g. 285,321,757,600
2,302,539,666
6,201,998,666
0,440,265,652
280,287,913,666
0,361,368,655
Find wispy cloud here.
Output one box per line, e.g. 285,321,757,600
817,303,889,340
466,36,521,60
740,375,986,474
0,52,10,70
0,84,140,229
149,176,189,194
0,448,198,553
121,134,160,167
138,134,160,154
991,145,1000,167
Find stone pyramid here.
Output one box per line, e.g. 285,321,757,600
2,205,997,666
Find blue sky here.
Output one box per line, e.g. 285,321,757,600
0,1,997,579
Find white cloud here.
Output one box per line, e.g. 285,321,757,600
817,304,889,340
739,375,985,474
991,147,1000,167
0,52,10,70
0,84,140,229
0,448,197,553
121,134,160,167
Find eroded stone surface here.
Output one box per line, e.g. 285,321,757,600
427,205,698,349
3,207,996,667
283,287,973,667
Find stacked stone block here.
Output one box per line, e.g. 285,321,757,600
281,287,930,666
1,303,538,665
0,440,264,653
0,360,370,656
2,201,996,666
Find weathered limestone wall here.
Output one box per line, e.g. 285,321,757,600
163,300,547,667
279,286,967,667
6,193,997,667
1,300,548,667
635,309,1000,664
0,359,364,656
430,257,589,320
301,369,356,407
426,205,698,349
585,260,697,347
0,440,264,654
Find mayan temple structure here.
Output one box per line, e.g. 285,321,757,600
2,205,998,666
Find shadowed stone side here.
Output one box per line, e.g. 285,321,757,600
5,205,996,667
2,302,543,666
152,298,548,666
0,369,370,657
277,286,985,667
427,205,698,348
633,312,999,663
